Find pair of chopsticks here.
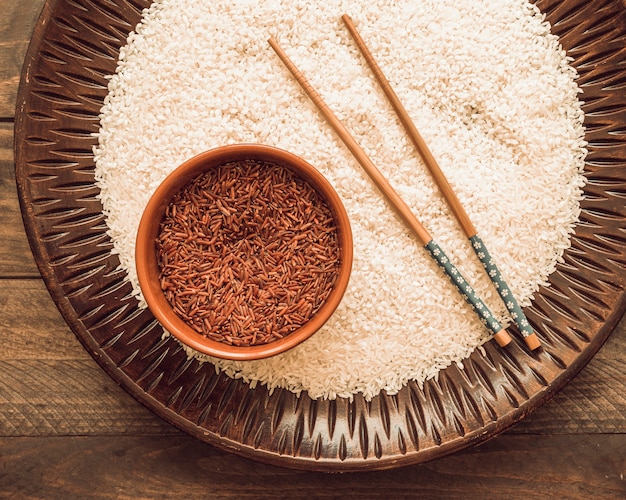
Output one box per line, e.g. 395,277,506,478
268,15,540,350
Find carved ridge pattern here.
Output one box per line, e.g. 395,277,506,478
13,0,626,470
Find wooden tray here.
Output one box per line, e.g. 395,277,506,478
14,0,626,471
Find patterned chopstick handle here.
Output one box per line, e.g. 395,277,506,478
425,240,503,336
469,235,534,338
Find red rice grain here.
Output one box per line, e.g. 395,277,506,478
156,159,341,347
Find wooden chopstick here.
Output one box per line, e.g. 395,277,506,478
341,14,540,350
268,37,431,246
269,36,512,348
341,14,476,238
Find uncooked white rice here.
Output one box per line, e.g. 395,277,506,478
94,0,587,401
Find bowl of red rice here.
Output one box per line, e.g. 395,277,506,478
135,144,353,360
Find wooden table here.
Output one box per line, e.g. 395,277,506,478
1,2,625,498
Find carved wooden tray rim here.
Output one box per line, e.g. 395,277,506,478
14,0,626,471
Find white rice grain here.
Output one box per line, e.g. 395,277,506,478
94,0,587,401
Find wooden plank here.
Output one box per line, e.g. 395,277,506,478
0,358,177,437
513,319,626,434
0,278,89,361
0,279,624,438
0,434,623,498
0,123,40,277
0,0,45,117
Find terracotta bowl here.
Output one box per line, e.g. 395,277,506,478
135,144,353,360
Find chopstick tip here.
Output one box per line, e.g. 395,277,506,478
268,36,282,54
493,329,512,347
341,14,355,29
524,332,541,350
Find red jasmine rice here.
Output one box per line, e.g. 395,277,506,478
157,159,340,346
94,0,587,400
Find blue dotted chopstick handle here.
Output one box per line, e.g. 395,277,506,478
425,240,502,336
469,235,534,338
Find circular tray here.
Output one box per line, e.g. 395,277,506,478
14,0,626,471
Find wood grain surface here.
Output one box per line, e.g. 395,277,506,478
1,1,624,498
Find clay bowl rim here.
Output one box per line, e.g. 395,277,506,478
135,143,353,361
